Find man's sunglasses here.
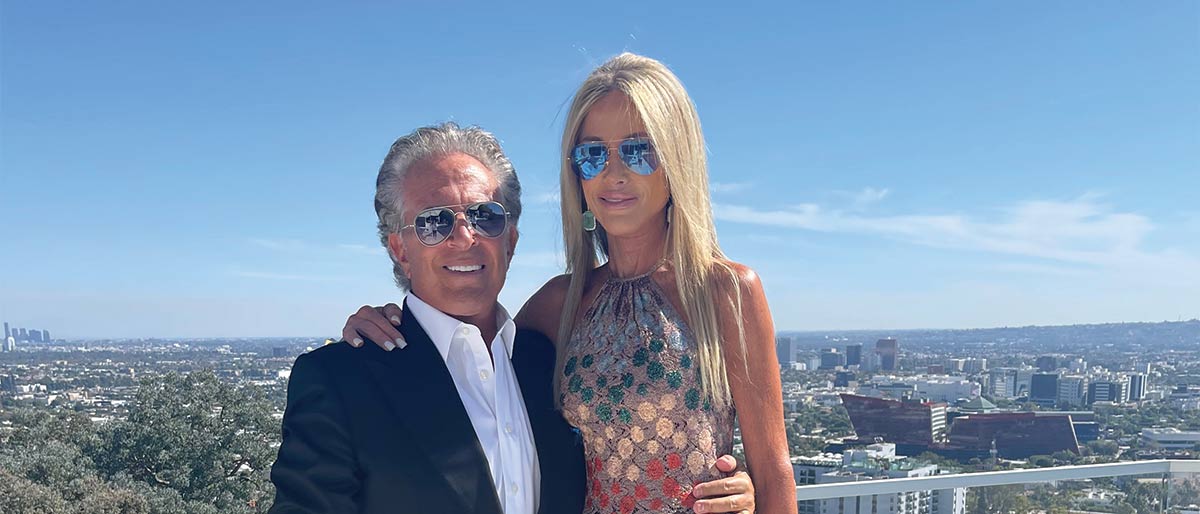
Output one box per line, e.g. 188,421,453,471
400,201,511,247
570,136,659,180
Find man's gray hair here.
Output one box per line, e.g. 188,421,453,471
375,122,523,290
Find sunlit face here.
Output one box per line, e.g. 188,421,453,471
576,92,671,238
386,153,517,325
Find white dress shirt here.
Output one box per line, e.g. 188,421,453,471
406,294,540,514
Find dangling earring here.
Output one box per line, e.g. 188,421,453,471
666,203,674,224
582,210,596,232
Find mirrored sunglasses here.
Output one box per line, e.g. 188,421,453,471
400,201,510,247
570,137,659,180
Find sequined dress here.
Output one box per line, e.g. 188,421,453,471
560,270,734,514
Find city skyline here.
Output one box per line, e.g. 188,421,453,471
4,2,1197,338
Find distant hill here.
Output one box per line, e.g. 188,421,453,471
780,319,1200,352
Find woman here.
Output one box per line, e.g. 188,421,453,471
346,53,794,513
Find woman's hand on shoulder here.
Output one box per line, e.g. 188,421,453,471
341,303,406,351
514,273,572,344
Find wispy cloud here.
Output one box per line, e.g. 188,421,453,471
337,243,386,256
851,187,889,209
250,238,385,257
710,182,754,194
232,271,343,282
715,193,1200,285
248,238,311,251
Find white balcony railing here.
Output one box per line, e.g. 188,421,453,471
795,459,1200,500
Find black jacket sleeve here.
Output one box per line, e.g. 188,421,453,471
268,352,361,513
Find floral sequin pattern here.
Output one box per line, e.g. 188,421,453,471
561,275,734,513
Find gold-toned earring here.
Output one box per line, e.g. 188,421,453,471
582,210,596,232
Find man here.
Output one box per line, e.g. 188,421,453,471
269,123,754,513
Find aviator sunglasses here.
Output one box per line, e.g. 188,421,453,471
570,136,660,180
400,201,511,247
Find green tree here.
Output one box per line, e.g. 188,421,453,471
93,371,277,512
0,470,71,514
1086,439,1119,456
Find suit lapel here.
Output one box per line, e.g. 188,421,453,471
361,303,502,514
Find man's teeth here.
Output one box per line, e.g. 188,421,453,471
446,265,483,272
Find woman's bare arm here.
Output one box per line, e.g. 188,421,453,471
716,262,796,514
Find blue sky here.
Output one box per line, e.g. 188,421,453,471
2,2,1197,338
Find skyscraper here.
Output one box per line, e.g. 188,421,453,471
1030,373,1059,407
820,348,845,370
2,322,9,340
876,338,899,371
1088,380,1127,405
1057,375,1088,408
776,336,796,367
1128,373,1147,401
988,368,1019,399
18,328,27,341
845,343,863,366
42,330,50,342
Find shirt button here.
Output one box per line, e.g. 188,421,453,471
509,483,518,494
479,369,490,381
505,423,513,434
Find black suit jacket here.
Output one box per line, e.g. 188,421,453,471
268,304,585,514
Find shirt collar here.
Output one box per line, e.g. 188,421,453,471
405,293,516,362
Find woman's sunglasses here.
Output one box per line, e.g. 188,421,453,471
570,137,659,180
400,201,510,247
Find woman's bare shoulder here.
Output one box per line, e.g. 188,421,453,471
710,259,764,296
514,273,573,339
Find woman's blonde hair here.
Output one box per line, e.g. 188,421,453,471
555,53,746,408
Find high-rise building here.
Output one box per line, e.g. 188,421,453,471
1035,356,1057,372
776,337,797,367
845,343,862,366
1088,380,1127,405
31,330,42,343
1128,373,1147,401
1015,368,1035,397
2,322,8,339
861,351,881,372
792,443,966,514
1030,373,1059,407
876,338,899,371
962,358,987,374
947,412,1080,459
820,348,845,370
988,368,1019,399
42,330,50,342
4,337,14,353
834,371,856,388
840,394,948,446
1057,375,1088,408
18,328,27,341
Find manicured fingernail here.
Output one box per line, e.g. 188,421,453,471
384,340,395,351
396,340,407,350
352,338,363,347
390,315,401,325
